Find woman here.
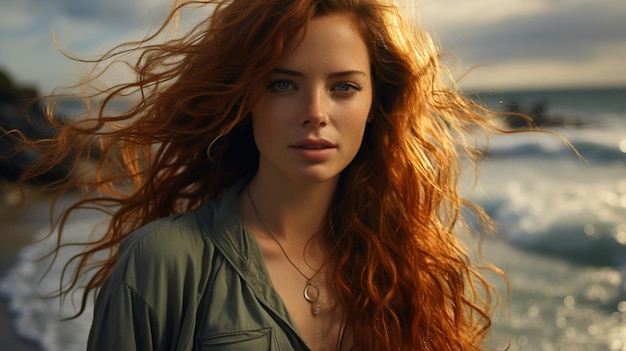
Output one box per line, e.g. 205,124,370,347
21,0,505,350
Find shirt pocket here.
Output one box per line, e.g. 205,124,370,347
198,328,273,351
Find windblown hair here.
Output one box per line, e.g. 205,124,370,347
19,0,506,350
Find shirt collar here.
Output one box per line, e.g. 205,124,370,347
196,176,298,328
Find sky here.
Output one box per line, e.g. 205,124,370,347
1,0,625,93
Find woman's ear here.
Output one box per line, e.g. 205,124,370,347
367,110,374,123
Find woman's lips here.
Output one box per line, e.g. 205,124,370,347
290,139,336,160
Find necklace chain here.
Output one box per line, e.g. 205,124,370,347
246,185,325,316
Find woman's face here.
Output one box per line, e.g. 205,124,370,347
251,12,373,186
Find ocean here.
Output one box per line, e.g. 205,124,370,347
1,87,625,350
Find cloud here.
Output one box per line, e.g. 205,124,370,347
57,0,149,23
415,0,626,89
445,2,625,62
414,0,550,29
456,51,626,90
0,0,170,91
1,0,625,92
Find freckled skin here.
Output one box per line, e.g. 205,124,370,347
244,13,373,350
251,12,373,187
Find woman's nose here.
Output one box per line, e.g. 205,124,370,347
299,90,328,127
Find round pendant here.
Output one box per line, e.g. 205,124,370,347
303,282,320,303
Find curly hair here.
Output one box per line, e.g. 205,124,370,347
17,0,507,350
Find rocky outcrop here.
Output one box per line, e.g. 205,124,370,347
0,69,70,183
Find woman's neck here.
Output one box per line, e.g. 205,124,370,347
242,173,337,246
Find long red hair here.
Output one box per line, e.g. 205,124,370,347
18,0,505,350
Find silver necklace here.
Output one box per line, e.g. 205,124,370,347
246,186,325,316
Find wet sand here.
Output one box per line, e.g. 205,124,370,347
0,184,54,351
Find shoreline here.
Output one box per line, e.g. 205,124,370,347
0,183,56,351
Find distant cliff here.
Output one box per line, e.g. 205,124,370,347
0,69,70,183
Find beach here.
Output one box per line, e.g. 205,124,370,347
0,86,625,351
0,184,51,351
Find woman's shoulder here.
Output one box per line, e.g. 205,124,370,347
120,212,202,253
111,181,248,287
116,189,243,265
106,205,222,299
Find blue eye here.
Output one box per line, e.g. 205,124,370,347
333,82,361,93
269,80,294,91
335,83,351,91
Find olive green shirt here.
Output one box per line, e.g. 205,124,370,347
87,178,311,350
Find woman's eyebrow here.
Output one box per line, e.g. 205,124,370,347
271,68,304,77
271,68,367,78
328,70,367,79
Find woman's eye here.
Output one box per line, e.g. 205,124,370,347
269,80,294,91
333,83,361,93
